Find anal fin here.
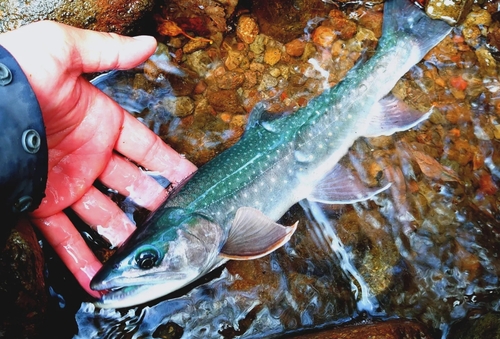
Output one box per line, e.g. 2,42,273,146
220,207,297,260
308,163,391,204
364,94,432,137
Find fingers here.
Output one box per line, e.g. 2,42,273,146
0,20,157,78
32,213,102,298
115,113,198,184
37,20,158,74
70,30,157,74
71,186,137,247
98,153,168,211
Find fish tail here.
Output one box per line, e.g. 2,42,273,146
381,0,452,59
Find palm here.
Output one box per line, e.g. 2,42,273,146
35,80,124,218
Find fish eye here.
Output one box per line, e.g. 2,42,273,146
134,246,161,270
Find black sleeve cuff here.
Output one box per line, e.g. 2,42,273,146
0,45,48,217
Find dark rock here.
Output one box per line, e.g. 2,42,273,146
289,319,435,339
156,0,238,36
448,312,500,339
0,219,48,339
0,0,155,34
251,0,334,43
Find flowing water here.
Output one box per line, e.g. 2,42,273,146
43,1,500,338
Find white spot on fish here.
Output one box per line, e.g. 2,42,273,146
294,150,314,163
261,121,277,132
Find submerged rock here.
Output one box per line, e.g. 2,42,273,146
448,312,500,339
0,219,48,339
423,0,474,25
289,319,435,339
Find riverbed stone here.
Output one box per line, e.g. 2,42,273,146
0,219,48,339
448,312,500,339
288,319,434,339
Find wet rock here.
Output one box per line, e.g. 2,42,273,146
161,96,195,117
258,73,279,91
286,38,306,57
206,88,243,113
249,34,269,55
475,46,498,77
325,9,357,41
263,46,282,66
462,8,492,48
0,219,48,339
424,0,474,25
166,71,199,97
237,16,259,45
289,319,434,339
312,26,338,49
0,0,154,34
216,71,246,90
182,39,211,54
448,312,500,339
157,0,238,36
333,208,400,296
357,9,383,38
185,50,214,77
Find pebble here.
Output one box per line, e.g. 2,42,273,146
185,50,213,76
216,71,245,90
263,46,282,66
223,44,245,71
312,26,337,48
207,89,242,113
357,9,383,38
258,73,279,90
236,16,259,44
161,96,195,117
249,34,268,55
183,39,211,54
269,67,281,77
285,38,306,57
243,70,258,89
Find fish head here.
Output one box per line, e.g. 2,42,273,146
90,207,224,308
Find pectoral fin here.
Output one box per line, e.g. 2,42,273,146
220,207,298,260
364,95,432,137
308,163,391,204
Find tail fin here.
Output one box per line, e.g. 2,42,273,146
381,0,452,57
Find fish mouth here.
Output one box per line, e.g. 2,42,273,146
92,272,199,308
94,284,153,308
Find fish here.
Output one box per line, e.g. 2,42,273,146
90,0,452,308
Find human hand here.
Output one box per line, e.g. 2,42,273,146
0,21,197,297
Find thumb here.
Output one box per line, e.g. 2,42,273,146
70,29,157,73
0,21,157,75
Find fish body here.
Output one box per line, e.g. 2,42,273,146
91,0,451,308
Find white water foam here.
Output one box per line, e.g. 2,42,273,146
300,200,384,315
